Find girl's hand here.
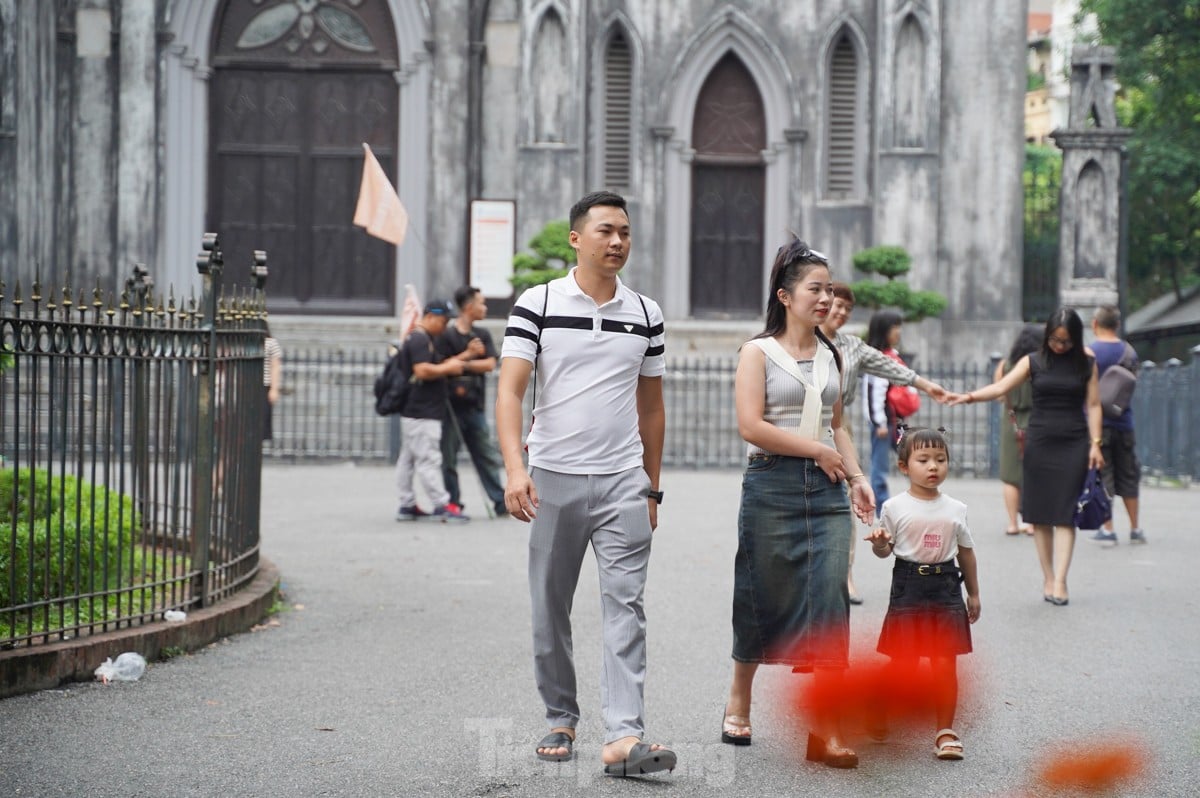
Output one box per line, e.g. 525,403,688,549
945,392,973,407
814,447,847,483
966,595,981,623
849,481,876,525
1089,443,1104,470
863,526,892,548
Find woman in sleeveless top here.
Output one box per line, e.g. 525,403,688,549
720,239,875,768
952,308,1103,605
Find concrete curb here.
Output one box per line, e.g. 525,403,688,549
0,558,280,699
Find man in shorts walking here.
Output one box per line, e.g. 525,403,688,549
1088,305,1146,546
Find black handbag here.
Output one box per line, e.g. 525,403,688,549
1072,468,1112,530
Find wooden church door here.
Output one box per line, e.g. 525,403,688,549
208,0,399,314
689,53,767,318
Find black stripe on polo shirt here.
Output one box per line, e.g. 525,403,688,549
645,344,665,357
511,305,542,325
600,318,652,338
504,326,538,342
648,322,664,336
542,316,592,331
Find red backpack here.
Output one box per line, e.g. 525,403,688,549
883,349,921,419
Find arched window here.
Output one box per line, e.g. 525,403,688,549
893,14,926,148
603,30,633,188
532,9,568,143
826,31,860,198
1074,160,1106,279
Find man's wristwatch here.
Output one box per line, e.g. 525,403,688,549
647,489,664,504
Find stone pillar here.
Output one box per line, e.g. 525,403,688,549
935,1,1025,364
1051,46,1131,327
116,0,159,280
73,2,116,288
0,0,16,276
14,2,57,278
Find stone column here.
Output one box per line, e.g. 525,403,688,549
1051,46,1131,326
15,2,56,278
0,0,17,275
935,1,1025,364
116,0,159,280
73,1,116,288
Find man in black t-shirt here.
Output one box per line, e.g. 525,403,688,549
437,285,507,516
395,299,470,523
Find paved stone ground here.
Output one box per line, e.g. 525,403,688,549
1,463,1197,797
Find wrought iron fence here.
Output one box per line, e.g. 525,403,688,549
1,241,267,649
1132,356,1200,482
267,347,1199,483
267,350,1005,474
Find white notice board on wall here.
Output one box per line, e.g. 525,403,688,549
469,200,516,298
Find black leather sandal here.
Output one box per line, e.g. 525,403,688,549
535,731,574,762
602,742,677,777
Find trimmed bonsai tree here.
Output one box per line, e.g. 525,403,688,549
511,220,575,293
848,245,948,322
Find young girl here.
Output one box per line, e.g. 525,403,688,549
864,427,981,760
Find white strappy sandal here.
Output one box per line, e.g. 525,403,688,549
935,728,964,760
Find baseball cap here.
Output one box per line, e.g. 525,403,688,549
423,298,456,317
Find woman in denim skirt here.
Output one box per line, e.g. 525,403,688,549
719,239,876,768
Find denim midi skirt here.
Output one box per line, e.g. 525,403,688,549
731,455,852,669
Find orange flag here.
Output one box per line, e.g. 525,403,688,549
353,143,408,246
399,283,422,340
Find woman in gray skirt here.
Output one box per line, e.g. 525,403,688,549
719,239,876,768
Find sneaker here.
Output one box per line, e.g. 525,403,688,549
395,505,428,522
1088,529,1118,547
430,502,470,523
1129,528,1148,544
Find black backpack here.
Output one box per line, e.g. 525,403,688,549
373,345,413,416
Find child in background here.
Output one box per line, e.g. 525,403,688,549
862,310,904,514
864,426,981,760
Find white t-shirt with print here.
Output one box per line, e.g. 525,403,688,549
882,490,974,564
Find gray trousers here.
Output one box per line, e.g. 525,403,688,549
528,466,653,744
395,416,450,508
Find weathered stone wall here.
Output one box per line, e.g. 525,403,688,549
0,0,17,279
935,0,1028,364
13,2,58,287
71,1,117,289
2,1,163,294
427,3,473,300
1,0,1027,366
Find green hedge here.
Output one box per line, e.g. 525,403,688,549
0,467,167,637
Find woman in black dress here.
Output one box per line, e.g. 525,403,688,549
951,309,1103,605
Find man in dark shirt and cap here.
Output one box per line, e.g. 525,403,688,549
395,299,470,523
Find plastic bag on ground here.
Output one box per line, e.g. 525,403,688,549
94,652,147,684
163,610,187,622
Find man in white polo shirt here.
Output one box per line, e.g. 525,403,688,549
496,191,674,777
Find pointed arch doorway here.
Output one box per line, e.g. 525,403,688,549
207,0,400,314
689,53,767,317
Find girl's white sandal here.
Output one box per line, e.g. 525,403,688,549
935,728,964,760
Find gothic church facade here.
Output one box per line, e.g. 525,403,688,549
0,1,1027,360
